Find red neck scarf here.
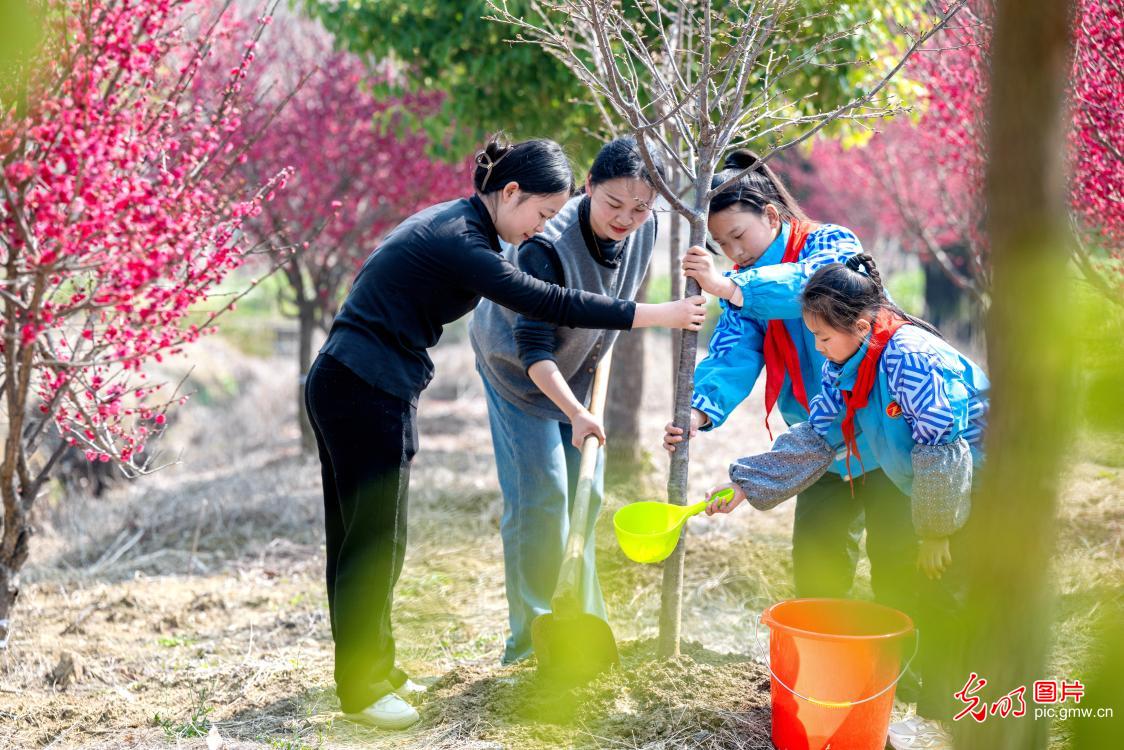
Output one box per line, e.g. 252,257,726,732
839,309,909,490
762,220,817,438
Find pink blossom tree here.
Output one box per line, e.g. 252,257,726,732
213,12,464,451
0,0,288,646
793,0,1122,306
791,4,991,302
1069,0,1124,296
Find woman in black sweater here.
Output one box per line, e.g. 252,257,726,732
305,136,705,728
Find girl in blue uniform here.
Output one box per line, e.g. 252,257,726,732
665,150,914,616
704,254,989,750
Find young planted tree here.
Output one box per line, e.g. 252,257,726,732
0,0,287,646
488,0,966,655
212,11,462,452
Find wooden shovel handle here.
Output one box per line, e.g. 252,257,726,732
551,348,613,618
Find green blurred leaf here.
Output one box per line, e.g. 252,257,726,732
303,0,934,163
0,0,43,104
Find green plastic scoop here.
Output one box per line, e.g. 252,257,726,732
613,488,735,564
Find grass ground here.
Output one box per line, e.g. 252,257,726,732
1,332,1120,749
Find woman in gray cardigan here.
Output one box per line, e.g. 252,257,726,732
470,138,663,664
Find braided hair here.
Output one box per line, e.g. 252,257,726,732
802,254,943,338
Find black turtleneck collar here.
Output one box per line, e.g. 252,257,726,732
468,194,502,253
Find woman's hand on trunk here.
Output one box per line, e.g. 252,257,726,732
633,296,707,330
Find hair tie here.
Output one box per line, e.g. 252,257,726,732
845,255,868,275
476,148,511,192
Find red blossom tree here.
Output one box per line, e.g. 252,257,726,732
789,4,991,303
0,0,288,645
1069,0,1124,295
792,0,1122,306
212,11,464,451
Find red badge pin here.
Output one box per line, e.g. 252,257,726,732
886,401,903,419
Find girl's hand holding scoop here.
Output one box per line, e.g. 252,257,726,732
704,483,746,515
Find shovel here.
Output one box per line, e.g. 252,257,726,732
530,350,619,686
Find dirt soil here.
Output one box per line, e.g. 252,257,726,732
415,639,772,750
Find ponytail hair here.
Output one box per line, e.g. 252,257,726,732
473,134,575,196
709,149,809,221
801,254,944,338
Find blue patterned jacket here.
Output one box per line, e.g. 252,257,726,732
725,323,989,537
809,325,989,496
690,221,878,476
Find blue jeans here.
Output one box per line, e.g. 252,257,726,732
479,371,607,664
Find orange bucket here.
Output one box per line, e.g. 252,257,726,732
759,598,916,750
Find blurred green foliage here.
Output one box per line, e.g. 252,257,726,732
886,267,926,316
1073,276,1124,439
303,0,934,164
0,0,43,106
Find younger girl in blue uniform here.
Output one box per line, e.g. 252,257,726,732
704,255,989,750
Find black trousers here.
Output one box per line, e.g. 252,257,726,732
304,353,418,713
792,468,916,614
791,468,967,718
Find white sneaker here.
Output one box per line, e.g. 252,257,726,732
889,716,927,738
394,678,427,697
888,716,953,750
344,692,420,730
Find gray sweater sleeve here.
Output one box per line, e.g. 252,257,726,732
728,422,835,510
911,439,973,538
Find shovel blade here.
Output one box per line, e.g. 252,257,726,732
531,612,619,687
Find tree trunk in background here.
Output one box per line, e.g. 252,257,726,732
1,372,32,649
659,159,714,658
956,1,1074,747
297,302,317,455
606,273,650,482
0,514,30,649
923,250,971,339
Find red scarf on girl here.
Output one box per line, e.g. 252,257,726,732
839,308,909,489
761,220,817,438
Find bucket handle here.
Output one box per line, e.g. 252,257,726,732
753,614,919,709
